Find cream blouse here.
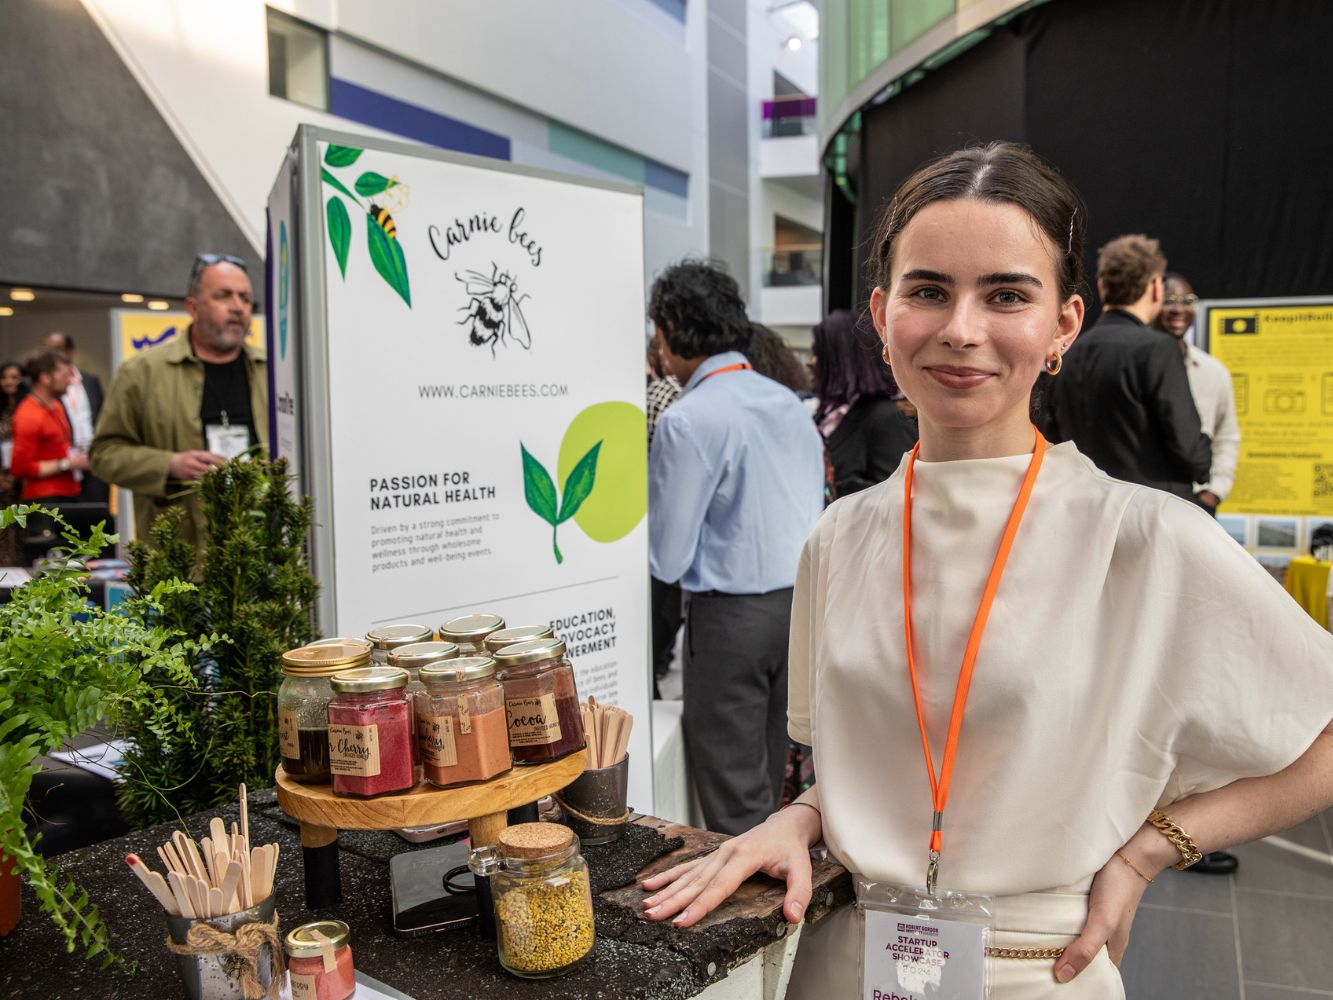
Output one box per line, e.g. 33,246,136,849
789,441,1333,896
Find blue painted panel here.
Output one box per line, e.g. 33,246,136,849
329,78,511,161
644,159,689,199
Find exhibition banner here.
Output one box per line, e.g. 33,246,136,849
287,129,652,807
265,149,302,474
1202,298,1333,516
111,310,264,366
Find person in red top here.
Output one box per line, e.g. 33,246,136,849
11,350,89,503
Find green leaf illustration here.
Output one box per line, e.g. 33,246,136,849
326,196,351,278
557,441,601,524
521,445,564,564
320,168,358,201
324,145,363,167
366,215,412,307
355,171,395,197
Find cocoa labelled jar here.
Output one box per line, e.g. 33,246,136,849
416,656,512,787
492,638,586,765
327,666,415,798
438,613,506,654
493,823,595,978
279,644,370,783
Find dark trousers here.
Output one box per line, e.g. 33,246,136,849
682,588,792,835
650,575,682,681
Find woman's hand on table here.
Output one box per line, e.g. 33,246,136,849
639,802,821,929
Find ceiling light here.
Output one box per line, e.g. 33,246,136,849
121,293,145,303
0,307,13,317
147,300,171,311
10,289,35,302
784,35,802,51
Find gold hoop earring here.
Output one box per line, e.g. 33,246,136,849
1045,353,1062,376
882,345,892,367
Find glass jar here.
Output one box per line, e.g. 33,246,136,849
364,623,434,665
483,624,554,654
493,823,595,978
492,638,586,764
285,919,355,1000
279,644,370,783
389,641,460,779
307,636,375,653
327,666,415,798
417,656,512,787
438,613,506,654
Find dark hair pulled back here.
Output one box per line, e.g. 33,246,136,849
866,142,1087,302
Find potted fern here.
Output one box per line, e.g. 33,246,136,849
0,505,213,969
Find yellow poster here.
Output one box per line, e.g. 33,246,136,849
113,311,264,364
1204,300,1333,515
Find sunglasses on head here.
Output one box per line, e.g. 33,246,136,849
189,252,249,281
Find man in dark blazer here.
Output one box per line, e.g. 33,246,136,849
1044,234,1210,501
44,332,108,504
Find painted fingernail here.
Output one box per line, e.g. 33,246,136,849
1056,964,1075,983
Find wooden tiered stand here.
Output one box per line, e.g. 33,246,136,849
275,753,587,907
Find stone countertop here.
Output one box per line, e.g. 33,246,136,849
0,789,851,999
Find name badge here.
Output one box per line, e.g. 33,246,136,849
206,423,251,459
858,878,992,1000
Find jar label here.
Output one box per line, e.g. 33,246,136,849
420,714,458,767
505,693,563,746
289,972,317,999
328,723,382,777
458,695,472,735
278,708,300,759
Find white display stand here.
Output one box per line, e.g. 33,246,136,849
265,126,653,811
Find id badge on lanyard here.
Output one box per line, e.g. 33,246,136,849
206,410,251,460
858,878,993,1000
858,428,1047,1000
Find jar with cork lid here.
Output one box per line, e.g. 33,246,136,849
491,638,586,764
438,613,506,654
327,666,415,797
417,656,512,787
492,823,595,978
279,643,370,783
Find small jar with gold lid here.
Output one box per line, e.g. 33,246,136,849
483,624,554,654
327,666,414,798
417,656,512,787
279,643,371,783
438,613,506,654
492,638,585,764
364,623,434,665
388,640,460,778
493,823,595,978
285,919,355,1000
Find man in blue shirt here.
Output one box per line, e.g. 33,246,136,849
648,261,825,835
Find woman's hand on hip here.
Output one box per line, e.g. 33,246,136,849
639,805,819,928
1056,839,1160,983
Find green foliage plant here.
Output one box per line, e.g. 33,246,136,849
520,441,601,564
0,505,212,970
118,456,318,826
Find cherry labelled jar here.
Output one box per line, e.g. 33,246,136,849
438,612,506,654
484,624,554,655
492,638,586,765
326,666,414,798
417,656,512,787
279,643,370,783
493,823,595,978
285,919,355,1000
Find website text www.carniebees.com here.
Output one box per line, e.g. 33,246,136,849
418,382,569,400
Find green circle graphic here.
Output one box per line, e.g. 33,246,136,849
557,401,647,543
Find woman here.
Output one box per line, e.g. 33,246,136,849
640,143,1333,997
0,361,26,564
812,309,918,497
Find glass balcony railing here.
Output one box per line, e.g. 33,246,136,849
762,245,823,287
762,96,818,138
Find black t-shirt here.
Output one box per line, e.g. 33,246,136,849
199,355,257,451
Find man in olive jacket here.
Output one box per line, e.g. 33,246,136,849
91,256,267,563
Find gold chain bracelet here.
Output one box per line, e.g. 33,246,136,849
985,946,1067,960
1147,809,1204,870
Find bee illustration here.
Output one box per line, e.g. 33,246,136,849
369,203,397,239
456,263,531,355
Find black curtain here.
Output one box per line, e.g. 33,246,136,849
839,0,1333,315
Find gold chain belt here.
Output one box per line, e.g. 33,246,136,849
985,946,1067,960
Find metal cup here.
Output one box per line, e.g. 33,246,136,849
558,753,629,846
164,894,276,1000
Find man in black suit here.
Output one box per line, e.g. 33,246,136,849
1044,234,1210,501
43,332,108,505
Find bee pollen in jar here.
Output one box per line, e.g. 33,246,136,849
494,823,595,978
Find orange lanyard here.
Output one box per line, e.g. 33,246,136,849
902,426,1047,895
697,362,751,384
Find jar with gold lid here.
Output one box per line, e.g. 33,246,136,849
364,623,433,665
493,823,594,978
492,638,585,764
279,643,371,783
285,919,355,1000
327,666,414,797
438,613,506,654
388,641,460,778
417,656,511,787
483,624,554,654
